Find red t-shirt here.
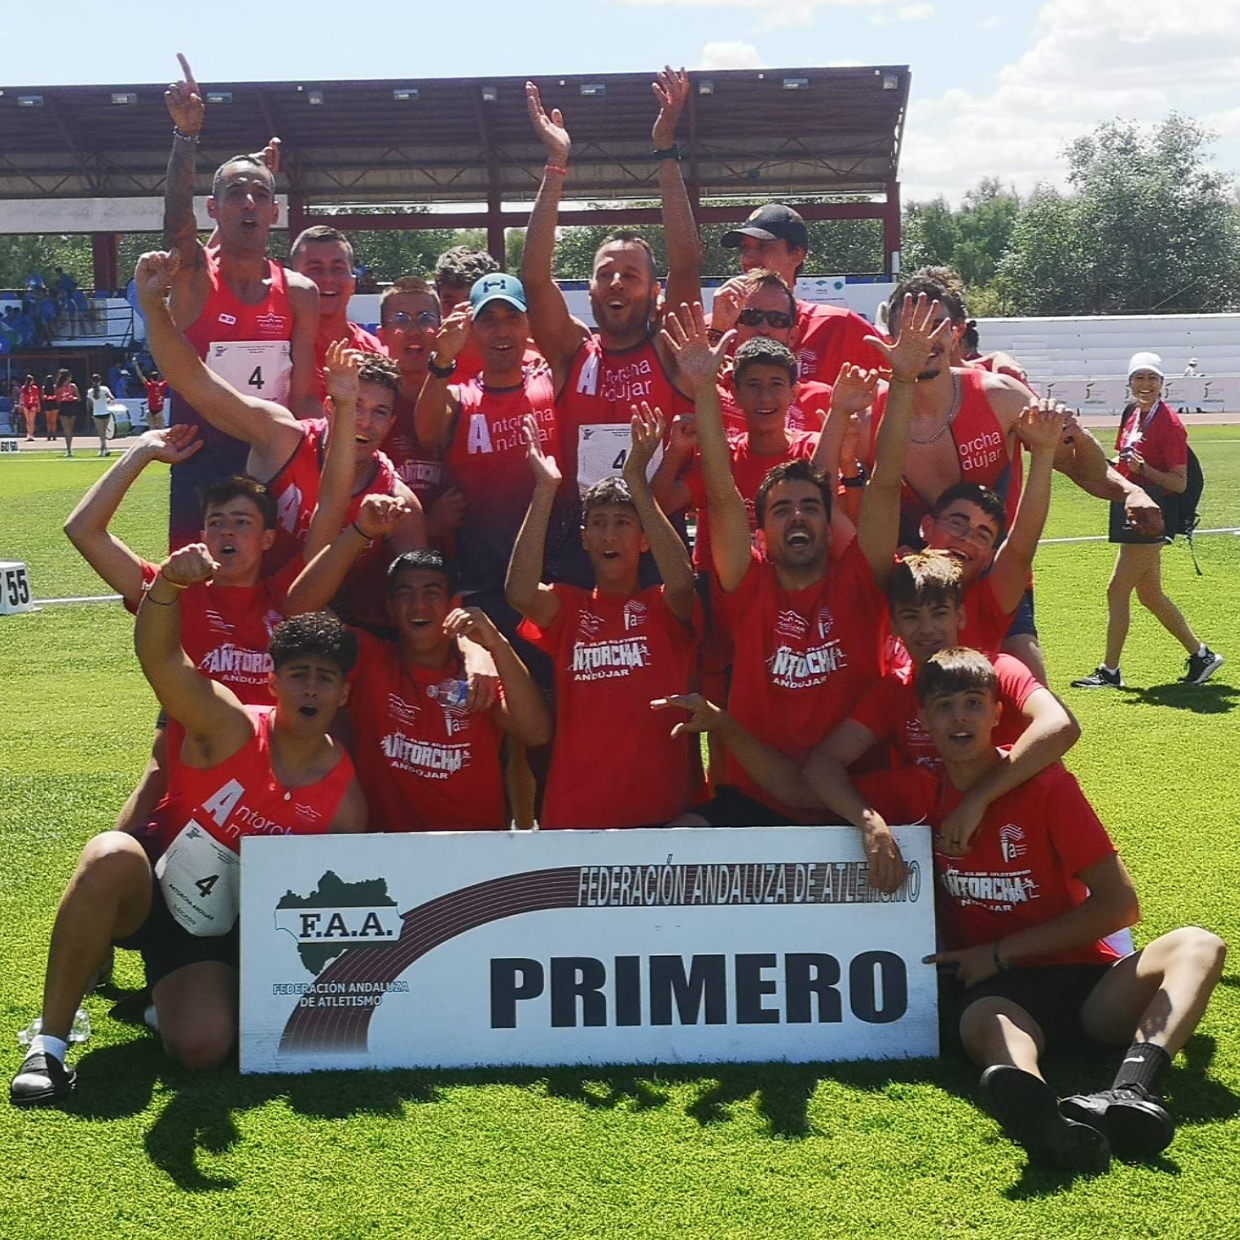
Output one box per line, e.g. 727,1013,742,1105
680,429,820,571
858,760,1121,967
849,653,1041,772
721,539,886,816
718,373,833,435
1115,401,1188,481
791,300,881,385
884,573,1015,671
144,378,169,414
519,584,702,829
346,633,507,832
143,706,354,857
313,321,385,402
444,361,561,594
20,382,41,409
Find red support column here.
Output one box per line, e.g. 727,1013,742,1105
883,180,902,278
91,232,119,292
486,187,505,267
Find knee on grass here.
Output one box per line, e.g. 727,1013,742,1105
161,1023,235,1072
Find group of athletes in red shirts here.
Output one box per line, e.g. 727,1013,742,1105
12,56,1226,1180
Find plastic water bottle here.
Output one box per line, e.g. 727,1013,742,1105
17,1008,91,1047
427,679,469,708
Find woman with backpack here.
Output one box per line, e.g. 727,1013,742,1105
1072,352,1223,689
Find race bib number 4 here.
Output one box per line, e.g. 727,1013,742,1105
206,340,292,405
577,425,663,497
155,820,241,937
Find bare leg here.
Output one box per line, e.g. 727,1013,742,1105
114,730,169,834
959,996,1045,1075
46,407,59,439
504,740,538,830
40,832,152,1040
1080,927,1226,1056
1132,549,1202,656
60,411,74,456
1104,545,1146,670
22,407,36,438
153,962,238,1070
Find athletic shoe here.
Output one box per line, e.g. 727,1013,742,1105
1059,1085,1175,1160
978,1065,1111,1173
1071,666,1124,689
9,1052,77,1107
1181,649,1224,685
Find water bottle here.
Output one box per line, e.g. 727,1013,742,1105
17,1008,91,1047
427,679,469,708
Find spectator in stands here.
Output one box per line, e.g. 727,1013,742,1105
87,374,117,457
1072,352,1224,689
35,288,58,345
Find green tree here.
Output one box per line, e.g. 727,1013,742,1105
998,115,1240,314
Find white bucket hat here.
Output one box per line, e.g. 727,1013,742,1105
1127,351,1164,378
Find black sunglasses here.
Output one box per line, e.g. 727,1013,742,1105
737,308,794,329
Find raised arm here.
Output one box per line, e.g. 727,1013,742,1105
857,295,947,584
660,304,750,591
414,307,471,452
443,608,552,747
651,67,701,317
649,411,696,516
623,403,696,623
521,83,590,379
987,400,1063,613
64,425,203,604
162,54,206,281
134,544,252,761
135,250,302,476
505,414,562,630
302,343,363,562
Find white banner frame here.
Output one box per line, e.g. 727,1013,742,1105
240,826,937,1075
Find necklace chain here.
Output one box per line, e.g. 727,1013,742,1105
909,372,962,445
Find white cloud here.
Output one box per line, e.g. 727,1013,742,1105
606,0,885,32
896,3,934,19
901,0,1240,202
697,40,767,70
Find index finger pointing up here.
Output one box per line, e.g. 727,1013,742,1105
177,53,198,90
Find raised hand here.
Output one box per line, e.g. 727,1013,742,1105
355,494,412,541
160,542,217,588
250,136,282,176
165,53,204,135
866,293,951,384
651,66,689,148
650,692,726,738
709,276,749,334
525,82,571,166
443,606,502,654
667,412,698,458
523,413,562,490
324,342,364,405
829,363,881,416
133,249,182,305
432,305,472,365
139,423,202,465
625,402,666,483
660,302,733,390
1015,398,1070,454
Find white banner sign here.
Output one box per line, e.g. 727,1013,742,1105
239,826,937,1074
1042,376,1240,415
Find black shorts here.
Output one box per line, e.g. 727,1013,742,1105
112,831,239,990
1109,500,1170,546
938,962,1112,1053
1002,587,1038,641
690,786,791,827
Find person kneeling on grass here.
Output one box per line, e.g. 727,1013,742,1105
10,554,365,1108
866,648,1225,1171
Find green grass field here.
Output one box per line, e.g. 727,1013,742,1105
1,429,1238,1239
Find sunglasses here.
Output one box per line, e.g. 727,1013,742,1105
386,310,441,331
737,308,794,329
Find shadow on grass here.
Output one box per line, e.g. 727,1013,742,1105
48,1013,1239,1195
1114,681,1238,714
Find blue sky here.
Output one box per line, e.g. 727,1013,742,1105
4,0,1237,203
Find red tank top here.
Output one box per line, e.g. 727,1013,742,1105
556,335,694,496
149,706,354,856
384,392,447,508
263,417,400,573
872,368,1022,547
444,362,560,593
182,251,294,358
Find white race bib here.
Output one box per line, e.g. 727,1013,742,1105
206,340,292,405
154,819,241,937
576,424,663,497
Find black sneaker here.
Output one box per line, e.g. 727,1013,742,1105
1071,666,1124,689
979,1065,1111,1173
9,1052,77,1107
1181,649,1224,685
1059,1085,1175,1160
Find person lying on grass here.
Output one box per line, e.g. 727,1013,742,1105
10,571,365,1108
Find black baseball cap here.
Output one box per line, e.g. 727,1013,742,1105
721,203,809,251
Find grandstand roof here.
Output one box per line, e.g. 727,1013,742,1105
0,66,909,207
